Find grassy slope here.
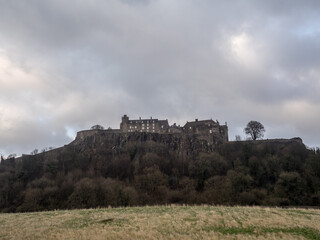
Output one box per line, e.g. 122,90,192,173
1,205,320,240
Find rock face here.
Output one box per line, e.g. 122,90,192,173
72,130,221,157
6,128,304,167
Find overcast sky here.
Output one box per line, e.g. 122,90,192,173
1,0,320,156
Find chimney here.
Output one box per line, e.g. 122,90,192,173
195,119,198,122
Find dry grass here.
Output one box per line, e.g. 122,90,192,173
1,205,320,240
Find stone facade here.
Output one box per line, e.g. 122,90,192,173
184,119,228,144
120,115,228,144
120,115,169,133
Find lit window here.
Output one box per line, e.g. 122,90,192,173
209,130,212,133
189,127,192,129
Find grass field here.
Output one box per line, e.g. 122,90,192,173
1,205,320,240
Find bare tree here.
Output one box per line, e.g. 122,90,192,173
31,149,39,155
7,154,16,159
91,125,104,130
235,135,241,141
244,121,265,140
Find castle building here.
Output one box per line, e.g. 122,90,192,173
120,115,169,133
184,119,228,143
120,115,228,144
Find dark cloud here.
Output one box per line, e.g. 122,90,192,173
1,0,320,156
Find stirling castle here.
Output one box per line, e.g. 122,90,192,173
76,115,228,147
120,115,228,145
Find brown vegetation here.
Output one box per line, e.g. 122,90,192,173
0,205,320,240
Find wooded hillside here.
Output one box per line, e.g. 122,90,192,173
1,131,319,212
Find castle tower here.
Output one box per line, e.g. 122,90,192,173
120,115,129,131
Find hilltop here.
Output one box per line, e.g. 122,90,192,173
0,126,319,212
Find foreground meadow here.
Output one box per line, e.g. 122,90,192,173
0,205,320,240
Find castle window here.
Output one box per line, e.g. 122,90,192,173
209,130,212,134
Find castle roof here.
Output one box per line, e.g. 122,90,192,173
128,118,168,124
184,119,217,127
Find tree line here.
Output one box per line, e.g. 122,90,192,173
0,136,319,212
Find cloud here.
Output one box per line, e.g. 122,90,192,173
1,0,320,155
